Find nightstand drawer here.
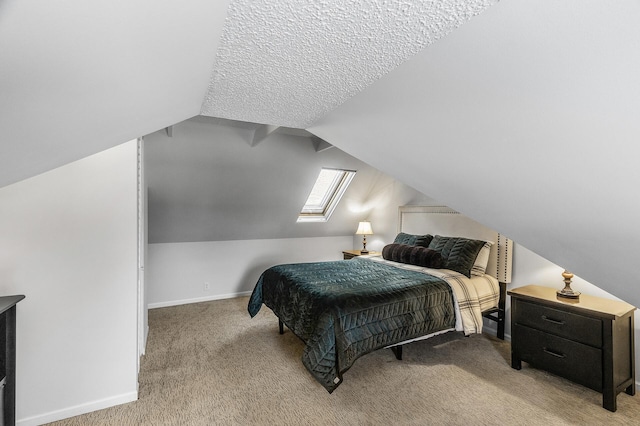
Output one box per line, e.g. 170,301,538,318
514,300,602,347
515,324,603,392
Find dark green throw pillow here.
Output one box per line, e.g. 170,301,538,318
382,244,443,268
428,235,485,278
392,232,433,247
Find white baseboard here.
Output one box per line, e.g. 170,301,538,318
17,391,138,426
148,291,252,309
481,324,511,342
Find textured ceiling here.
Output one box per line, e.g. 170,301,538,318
201,0,497,128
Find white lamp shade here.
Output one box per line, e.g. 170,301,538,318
355,221,373,235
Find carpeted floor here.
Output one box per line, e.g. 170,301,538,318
50,297,639,425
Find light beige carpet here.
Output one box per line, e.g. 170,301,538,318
50,297,639,425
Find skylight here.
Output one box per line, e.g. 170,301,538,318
297,168,356,222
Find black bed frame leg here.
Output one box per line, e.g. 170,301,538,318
497,315,505,340
279,319,284,335
481,282,507,340
391,345,403,360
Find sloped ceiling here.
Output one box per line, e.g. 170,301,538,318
1,1,639,307
0,0,231,187
0,0,494,188
201,0,497,127
309,0,640,304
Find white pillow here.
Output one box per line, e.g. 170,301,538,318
471,241,493,276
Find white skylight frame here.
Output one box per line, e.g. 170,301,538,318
297,168,356,223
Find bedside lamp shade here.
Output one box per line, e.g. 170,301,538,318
355,221,373,254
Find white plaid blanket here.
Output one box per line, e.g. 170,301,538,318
364,255,500,335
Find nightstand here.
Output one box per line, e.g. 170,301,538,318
509,285,636,412
0,295,25,426
342,250,379,260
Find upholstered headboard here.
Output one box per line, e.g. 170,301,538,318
398,206,513,283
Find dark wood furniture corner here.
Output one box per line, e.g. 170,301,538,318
509,285,635,412
1,295,25,426
342,250,379,260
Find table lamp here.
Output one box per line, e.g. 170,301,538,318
355,221,373,254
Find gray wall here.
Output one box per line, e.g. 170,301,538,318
144,116,436,307
144,116,415,244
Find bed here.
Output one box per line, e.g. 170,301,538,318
247,206,513,392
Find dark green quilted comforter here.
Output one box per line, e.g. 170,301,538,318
247,257,455,392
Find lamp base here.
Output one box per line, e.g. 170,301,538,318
360,249,369,254
557,288,581,299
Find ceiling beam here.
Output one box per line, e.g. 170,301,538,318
251,124,279,147
311,136,333,153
